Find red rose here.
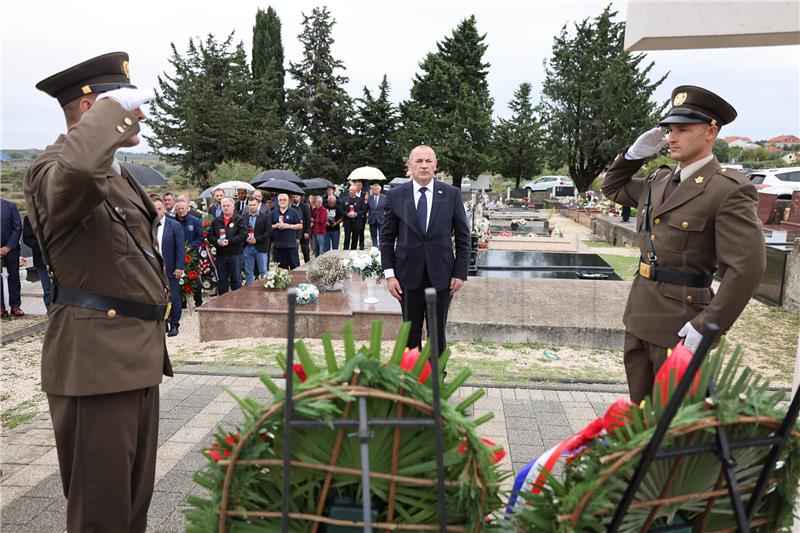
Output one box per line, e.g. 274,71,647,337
293,363,307,383
399,347,431,383
207,432,239,462
183,284,194,293
458,437,506,464
187,270,198,280
185,254,192,264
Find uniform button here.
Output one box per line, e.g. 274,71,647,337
654,218,661,225
686,295,694,303
107,309,118,318
117,125,125,133
650,235,656,241
681,221,689,229
123,117,133,126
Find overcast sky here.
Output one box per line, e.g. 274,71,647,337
2,0,798,152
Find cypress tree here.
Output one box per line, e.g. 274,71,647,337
352,75,404,177
493,83,545,189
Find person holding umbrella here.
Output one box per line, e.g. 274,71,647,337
271,193,303,270
342,185,367,250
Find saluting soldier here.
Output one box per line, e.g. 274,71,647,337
23,52,172,532
602,85,765,404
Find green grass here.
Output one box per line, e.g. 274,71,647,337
599,254,639,281
2,393,46,430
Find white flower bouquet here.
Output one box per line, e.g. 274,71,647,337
262,263,291,290
295,283,319,305
347,247,383,280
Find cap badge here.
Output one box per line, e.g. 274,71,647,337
122,60,130,80
673,92,688,106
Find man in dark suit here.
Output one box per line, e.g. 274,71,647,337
153,198,185,336
208,197,247,294
243,198,272,284
208,188,224,218
0,199,23,317
342,185,367,250
380,145,470,356
235,188,249,215
22,215,51,313
367,183,387,248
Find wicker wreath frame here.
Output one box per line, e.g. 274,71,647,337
554,415,800,532
214,374,491,532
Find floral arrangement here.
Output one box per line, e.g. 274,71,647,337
347,247,383,280
294,283,319,305
306,253,350,289
551,227,564,238
511,218,527,226
509,341,800,531
186,321,509,531
472,217,491,242
261,263,291,290
498,229,513,237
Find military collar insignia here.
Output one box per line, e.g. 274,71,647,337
695,176,704,184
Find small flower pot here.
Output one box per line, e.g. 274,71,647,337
477,241,489,249
510,222,519,231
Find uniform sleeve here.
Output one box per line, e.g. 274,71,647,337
601,149,648,208
32,99,141,225
690,182,766,335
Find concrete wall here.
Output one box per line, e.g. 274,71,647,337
592,217,638,247
783,238,800,312
625,1,800,51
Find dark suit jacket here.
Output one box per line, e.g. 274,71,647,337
208,213,248,256
160,216,186,275
1,199,21,250
367,193,387,225
22,216,44,269
208,203,223,219
245,211,272,253
293,202,311,238
342,196,367,226
235,198,248,215
380,180,470,291
176,213,203,250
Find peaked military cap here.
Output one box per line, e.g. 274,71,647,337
658,85,737,127
35,52,136,106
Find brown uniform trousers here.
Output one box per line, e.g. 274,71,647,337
602,151,765,403
24,99,171,532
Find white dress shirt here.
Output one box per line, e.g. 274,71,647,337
384,179,436,279
675,154,715,181
156,217,165,257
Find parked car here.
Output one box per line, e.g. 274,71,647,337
749,167,800,199
522,175,573,192
461,177,472,193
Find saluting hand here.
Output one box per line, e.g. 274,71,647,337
626,127,668,160
96,87,155,112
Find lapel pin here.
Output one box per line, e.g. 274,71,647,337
437,190,443,194
695,176,704,184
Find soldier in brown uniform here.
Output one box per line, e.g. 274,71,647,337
23,52,172,532
602,86,765,404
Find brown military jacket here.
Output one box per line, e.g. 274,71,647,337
602,151,765,348
24,99,170,396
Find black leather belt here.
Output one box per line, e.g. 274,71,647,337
53,287,170,321
638,261,713,288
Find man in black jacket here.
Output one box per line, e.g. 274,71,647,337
207,198,247,294
342,185,367,250
22,215,51,313
243,198,272,284
292,194,312,263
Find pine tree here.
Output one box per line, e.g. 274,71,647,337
149,34,254,187
540,6,667,192
493,83,545,189
251,6,288,168
286,6,352,179
399,15,494,188
351,75,404,177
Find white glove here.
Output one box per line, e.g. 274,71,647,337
678,321,703,352
95,87,154,112
625,127,668,160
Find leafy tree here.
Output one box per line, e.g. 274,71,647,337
251,7,289,168
286,6,353,179
493,82,545,189
741,146,770,161
209,160,263,184
351,75,404,177
400,15,494,188
712,138,731,162
149,34,254,187
540,6,667,192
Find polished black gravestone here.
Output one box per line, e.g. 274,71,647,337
755,229,797,306
473,250,621,280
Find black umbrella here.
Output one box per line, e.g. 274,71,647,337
120,162,168,186
251,169,303,186
302,178,336,190
258,179,305,196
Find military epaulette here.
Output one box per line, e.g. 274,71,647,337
716,167,749,184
